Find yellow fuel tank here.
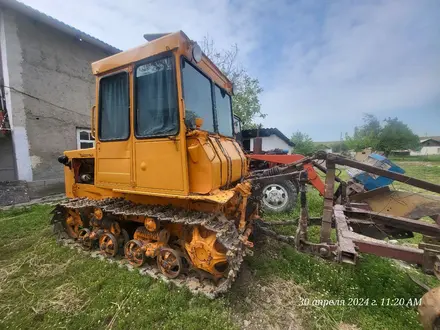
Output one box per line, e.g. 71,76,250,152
187,131,247,194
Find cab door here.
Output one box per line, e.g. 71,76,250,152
95,70,132,188
132,54,187,195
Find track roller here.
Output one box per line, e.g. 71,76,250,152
124,240,146,267
157,248,183,279
99,232,119,257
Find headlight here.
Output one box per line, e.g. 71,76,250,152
192,43,203,63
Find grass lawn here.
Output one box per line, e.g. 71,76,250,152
0,160,439,329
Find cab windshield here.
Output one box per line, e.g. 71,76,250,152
181,59,233,136
181,59,214,132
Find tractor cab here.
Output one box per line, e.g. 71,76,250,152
60,31,247,200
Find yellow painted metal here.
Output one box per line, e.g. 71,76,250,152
134,137,186,194
185,226,228,278
61,30,250,220
113,188,235,204
91,31,232,93
95,140,132,187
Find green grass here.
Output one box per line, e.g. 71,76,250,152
389,155,440,162
259,189,438,329
0,159,439,329
0,206,236,330
392,161,440,193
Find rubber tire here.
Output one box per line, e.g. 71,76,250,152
261,179,297,213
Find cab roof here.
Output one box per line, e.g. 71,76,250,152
91,31,232,92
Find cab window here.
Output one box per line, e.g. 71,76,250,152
98,72,130,141
181,59,214,132
215,85,233,136
135,56,178,137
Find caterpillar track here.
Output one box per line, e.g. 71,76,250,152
51,198,245,298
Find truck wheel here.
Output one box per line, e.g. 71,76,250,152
419,287,440,330
261,179,297,213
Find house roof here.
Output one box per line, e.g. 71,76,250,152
242,128,295,147
315,143,331,149
420,136,440,142
420,138,440,145
0,0,121,55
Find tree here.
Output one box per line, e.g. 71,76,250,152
377,117,420,156
332,141,349,154
291,131,316,155
200,36,266,129
345,113,381,151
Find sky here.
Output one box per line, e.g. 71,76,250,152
21,0,440,141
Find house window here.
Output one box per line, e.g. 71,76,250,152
77,128,95,149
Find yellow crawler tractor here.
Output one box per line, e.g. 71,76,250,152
52,31,256,293
52,31,440,327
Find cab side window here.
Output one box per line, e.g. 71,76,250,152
98,72,130,141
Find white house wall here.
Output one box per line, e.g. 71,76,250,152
410,146,440,156
250,134,291,152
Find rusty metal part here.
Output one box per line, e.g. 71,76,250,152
133,226,169,243
124,240,146,267
254,220,295,245
234,181,252,231
335,205,440,271
99,232,118,257
419,287,440,330
253,136,263,154
350,187,440,220
58,237,224,298
144,241,166,257
263,218,322,226
240,224,254,248
131,226,169,258
65,209,83,238
320,160,335,243
51,197,244,295
419,237,440,277
157,248,183,278
344,207,440,238
185,226,229,278
78,228,93,250
94,208,103,220
297,171,309,243
144,217,157,232
333,205,357,264
335,205,434,266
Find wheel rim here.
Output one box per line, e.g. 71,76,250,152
99,233,118,257
157,248,182,279
262,183,289,211
124,240,146,267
